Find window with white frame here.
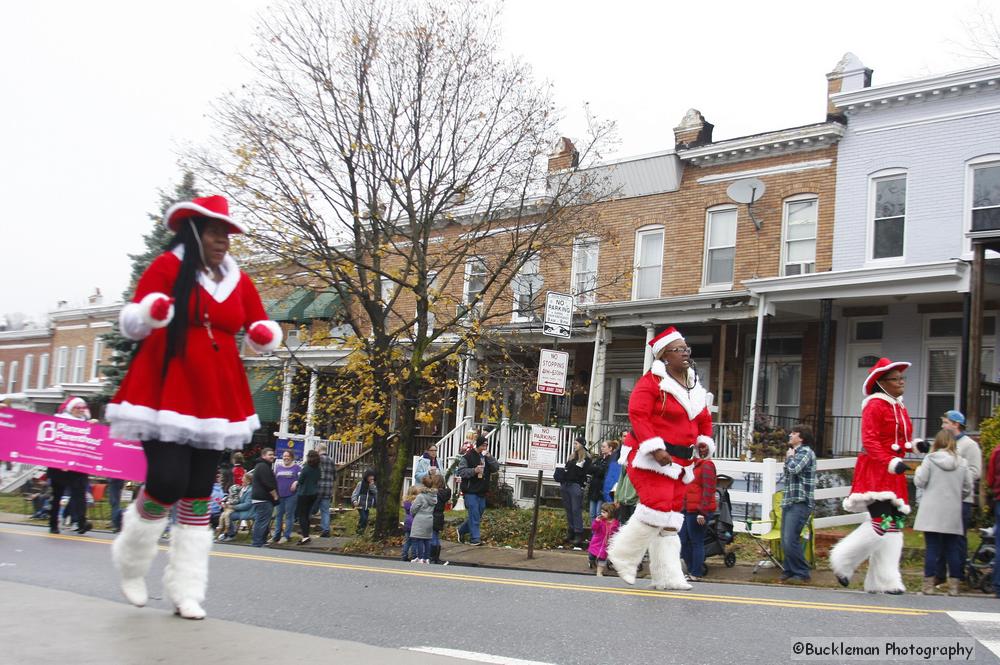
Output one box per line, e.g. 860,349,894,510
512,255,543,322
870,173,906,260
971,160,1000,233
0,362,4,389
743,336,803,422
22,354,33,391
924,315,995,437
423,271,439,335
72,345,87,383
704,207,737,287
38,353,49,389
7,361,18,393
571,236,599,305
782,196,818,276
462,257,487,318
54,347,69,385
91,338,104,380
632,226,663,300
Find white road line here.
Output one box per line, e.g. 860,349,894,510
948,611,1000,658
403,646,556,665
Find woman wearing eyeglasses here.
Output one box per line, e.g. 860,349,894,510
607,326,715,591
830,357,915,594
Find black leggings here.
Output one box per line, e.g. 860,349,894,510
867,499,906,527
141,440,222,505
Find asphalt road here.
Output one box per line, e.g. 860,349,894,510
2,522,999,665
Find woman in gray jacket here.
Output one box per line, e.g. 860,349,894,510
408,476,438,563
914,429,972,595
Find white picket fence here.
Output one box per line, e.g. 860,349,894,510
718,456,864,534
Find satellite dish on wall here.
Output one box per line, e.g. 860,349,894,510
726,178,766,230
726,178,766,204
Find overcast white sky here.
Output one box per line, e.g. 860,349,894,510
1,0,994,321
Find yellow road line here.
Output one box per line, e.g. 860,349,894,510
0,526,941,616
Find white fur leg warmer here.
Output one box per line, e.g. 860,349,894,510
829,520,883,583
163,524,213,619
111,502,167,607
865,531,905,594
607,518,657,586
650,531,691,591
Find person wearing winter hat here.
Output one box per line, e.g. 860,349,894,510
106,195,282,619
935,409,981,587
830,358,916,593
606,326,715,591
46,396,93,534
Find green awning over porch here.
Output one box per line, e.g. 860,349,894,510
247,367,281,424
301,291,342,319
266,289,317,322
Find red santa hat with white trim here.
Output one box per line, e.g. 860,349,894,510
863,357,911,396
163,195,247,234
648,326,684,357
57,396,89,417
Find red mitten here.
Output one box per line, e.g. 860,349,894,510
249,322,274,346
150,296,175,322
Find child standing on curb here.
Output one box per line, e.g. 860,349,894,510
409,475,438,563
588,502,620,577
400,484,423,561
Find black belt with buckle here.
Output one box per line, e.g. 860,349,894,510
629,432,693,460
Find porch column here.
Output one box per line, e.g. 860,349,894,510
745,294,767,450
304,369,318,452
499,417,510,465
815,299,833,455
969,242,986,430
464,346,481,423
716,324,727,416
279,360,293,434
585,320,609,443
454,355,468,426
643,324,655,373
961,291,971,416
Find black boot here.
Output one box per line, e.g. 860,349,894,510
430,545,441,563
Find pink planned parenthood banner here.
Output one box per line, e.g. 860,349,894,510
0,407,146,481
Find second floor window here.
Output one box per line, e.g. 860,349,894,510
91,339,104,380
704,207,737,286
571,236,599,305
22,354,33,391
462,257,487,318
73,345,87,383
782,197,818,276
972,162,1000,232
38,353,49,389
512,255,543,322
55,347,69,385
633,227,663,300
871,174,906,260
7,360,16,393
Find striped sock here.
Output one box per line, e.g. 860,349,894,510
135,488,172,521
871,522,885,536
177,497,211,527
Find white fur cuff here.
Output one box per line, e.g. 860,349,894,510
632,453,682,478
633,503,684,530
138,292,174,329
246,320,283,354
618,445,632,464
681,464,695,485
887,458,906,474
637,437,665,455
696,435,715,459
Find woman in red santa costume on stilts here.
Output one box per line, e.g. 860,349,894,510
107,195,281,619
829,357,915,594
607,326,714,590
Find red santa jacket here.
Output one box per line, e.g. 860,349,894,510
844,392,913,514
624,360,714,477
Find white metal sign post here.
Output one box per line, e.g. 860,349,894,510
527,424,560,558
536,349,569,396
542,292,573,339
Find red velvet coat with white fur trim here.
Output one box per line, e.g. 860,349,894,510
843,393,913,514
622,362,713,528
107,250,279,450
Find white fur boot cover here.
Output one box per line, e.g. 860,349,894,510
829,520,882,583
163,524,213,619
111,502,167,607
650,532,692,591
865,531,905,593
607,518,658,585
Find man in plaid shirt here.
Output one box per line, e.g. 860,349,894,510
314,442,337,538
780,424,817,582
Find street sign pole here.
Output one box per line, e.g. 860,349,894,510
528,336,557,560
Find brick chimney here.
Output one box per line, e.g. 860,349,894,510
88,288,103,305
673,109,714,150
826,52,872,120
548,137,579,172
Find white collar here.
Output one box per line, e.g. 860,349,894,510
170,246,240,303
862,392,906,408
650,359,707,420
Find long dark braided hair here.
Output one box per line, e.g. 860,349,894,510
162,218,208,373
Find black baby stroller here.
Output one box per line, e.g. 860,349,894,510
965,527,996,594
704,474,737,568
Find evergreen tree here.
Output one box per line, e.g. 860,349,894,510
94,173,199,413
